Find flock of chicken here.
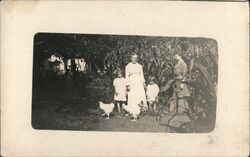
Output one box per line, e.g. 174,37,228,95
99,101,142,121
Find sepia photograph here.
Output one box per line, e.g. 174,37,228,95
32,33,218,133
1,1,248,156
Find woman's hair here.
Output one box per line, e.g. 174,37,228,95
174,52,184,59
116,68,122,76
130,53,138,58
174,52,181,57
148,75,155,82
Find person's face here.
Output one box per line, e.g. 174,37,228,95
117,72,122,78
174,54,180,62
149,80,154,85
131,55,138,64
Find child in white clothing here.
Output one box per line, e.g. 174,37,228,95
146,75,160,115
113,70,127,113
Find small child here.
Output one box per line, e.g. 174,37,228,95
113,69,127,113
146,75,160,115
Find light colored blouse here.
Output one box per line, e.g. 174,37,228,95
125,62,145,86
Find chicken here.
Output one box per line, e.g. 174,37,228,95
99,101,115,119
122,104,141,121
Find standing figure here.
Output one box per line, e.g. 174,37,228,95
113,69,127,114
146,75,160,116
48,54,60,73
66,59,71,71
170,53,191,114
125,53,147,112
78,58,86,73
76,58,87,96
75,58,80,72
58,57,65,76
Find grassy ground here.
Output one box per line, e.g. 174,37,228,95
32,84,168,132
32,77,215,133
32,103,168,132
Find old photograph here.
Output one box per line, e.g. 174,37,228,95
32,33,218,133
1,1,249,156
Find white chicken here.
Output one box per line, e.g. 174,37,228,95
122,104,141,121
99,101,115,119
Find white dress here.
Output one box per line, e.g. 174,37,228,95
78,59,86,72
113,77,127,101
67,59,71,70
146,84,159,102
125,62,147,109
58,60,65,75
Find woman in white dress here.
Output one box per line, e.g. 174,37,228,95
125,53,147,111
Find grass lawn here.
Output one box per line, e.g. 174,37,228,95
32,78,215,133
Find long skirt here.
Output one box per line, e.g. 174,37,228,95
127,77,147,110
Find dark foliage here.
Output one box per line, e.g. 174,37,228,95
34,33,218,127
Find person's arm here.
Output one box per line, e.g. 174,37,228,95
160,79,175,93
125,65,129,85
154,85,160,102
140,65,145,83
179,62,189,92
113,80,117,95
140,65,146,89
156,85,160,96
113,79,115,87
125,65,130,91
82,61,86,71
180,61,188,79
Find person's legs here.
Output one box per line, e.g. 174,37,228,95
148,101,154,115
153,101,157,116
143,100,148,110
120,101,125,113
117,102,121,113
